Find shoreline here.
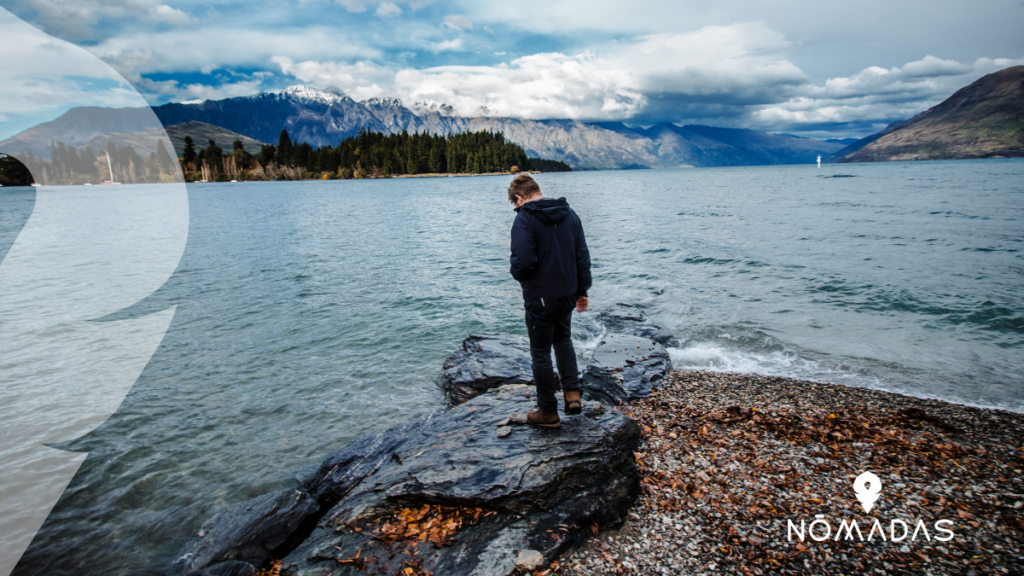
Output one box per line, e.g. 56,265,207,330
560,369,1024,576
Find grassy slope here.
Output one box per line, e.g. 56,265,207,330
841,66,1024,162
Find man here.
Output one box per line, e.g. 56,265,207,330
508,173,591,428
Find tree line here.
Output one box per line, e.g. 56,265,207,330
10,140,179,185
180,128,571,182
1,128,571,186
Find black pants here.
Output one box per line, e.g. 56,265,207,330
525,308,581,414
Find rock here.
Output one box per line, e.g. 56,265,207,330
281,385,641,576
508,412,528,425
581,334,670,406
596,304,679,347
515,549,545,571
185,561,257,576
497,426,512,438
170,489,320,575
439,333,534,405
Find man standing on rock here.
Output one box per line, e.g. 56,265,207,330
508,173,591,428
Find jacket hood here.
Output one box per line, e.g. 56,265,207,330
515,197,570,225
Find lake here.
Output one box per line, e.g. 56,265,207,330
4,159,1023,574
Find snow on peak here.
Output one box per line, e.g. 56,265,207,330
410,100,455,116
282,85,349,105
364,96,404,108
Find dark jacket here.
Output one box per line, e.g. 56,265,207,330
510,197,591,317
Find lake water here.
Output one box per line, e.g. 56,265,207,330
4,159,1023,574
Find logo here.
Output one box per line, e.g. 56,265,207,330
785,470,956,545
853,471,882,513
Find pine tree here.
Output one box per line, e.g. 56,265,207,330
278,129,293,165
182,136,197,167
156,139,175,174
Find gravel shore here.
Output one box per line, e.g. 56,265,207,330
555,370,1024,576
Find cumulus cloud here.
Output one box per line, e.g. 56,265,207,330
442,15,471,31
393,52,646,120
273,56,386,100
89,27,382,79
390,22,804,122
0,8,148,139
426,38,464,53
375,2,402,17
11,0,195,40
752,55,1024,133
333,0,429,13
135,74,272,103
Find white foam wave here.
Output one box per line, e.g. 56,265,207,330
668,342,806,374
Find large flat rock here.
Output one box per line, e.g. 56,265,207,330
439,333,534,406
582,334,670,406
596,303,679,347
283,385,641,575
169,488,319,575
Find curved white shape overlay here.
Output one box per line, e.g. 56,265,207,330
0,10,189,576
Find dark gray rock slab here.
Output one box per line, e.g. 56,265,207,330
581,334,670,406
439,333,534,405
596,303,679,347
169,488,320,575
185,561,257,576
281,385,641,576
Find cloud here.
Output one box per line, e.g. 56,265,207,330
88,26,382,78
426,38,464,53
332,0,429,13
394,52,647,120
334,0,367,12
135,74,272,103
11,0,196,40
375,2,402,17
391,22,804,123
0,8,149,140
273,56,386,100
442,15,471,31
752,55,1024,133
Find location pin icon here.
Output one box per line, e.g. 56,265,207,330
853,471,882,513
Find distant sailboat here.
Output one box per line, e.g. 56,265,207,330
100,151,121,185
817,155,822,168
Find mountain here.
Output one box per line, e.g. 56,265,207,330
839,66,1024,162
643,124,844,166
151,86,844,168
74,122,266,159
0,106,162,160
824,120,907,163
2,85,847,169
164,122,266,156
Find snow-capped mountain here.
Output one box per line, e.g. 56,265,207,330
1,84,847,168
280,85,350,106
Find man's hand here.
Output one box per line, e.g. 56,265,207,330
576,296,589,313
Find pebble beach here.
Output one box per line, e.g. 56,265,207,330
556,370,1024,576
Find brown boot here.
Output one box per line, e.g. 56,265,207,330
527,409,561,428
563,391,582,415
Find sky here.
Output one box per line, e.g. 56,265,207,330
1,0,1023,140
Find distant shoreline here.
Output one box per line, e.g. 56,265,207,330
390,170,540,179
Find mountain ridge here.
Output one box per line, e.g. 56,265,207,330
1,85,845,168
838,65,1024,162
